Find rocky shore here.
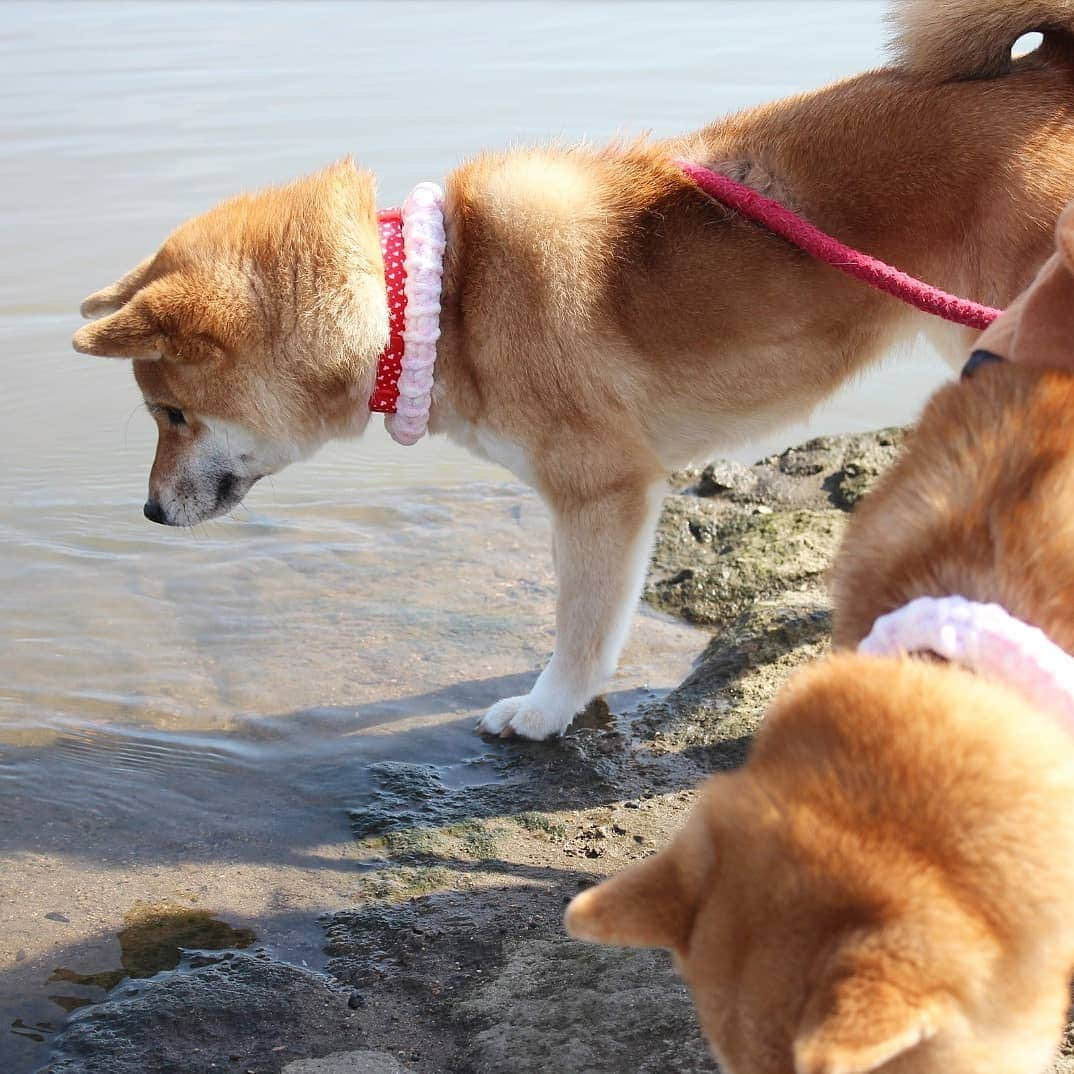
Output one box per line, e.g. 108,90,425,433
38,428,1074,1074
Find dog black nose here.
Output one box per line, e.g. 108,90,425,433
143,499,167,524
961,349,1005,380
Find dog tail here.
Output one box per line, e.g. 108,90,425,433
889,0,1074,81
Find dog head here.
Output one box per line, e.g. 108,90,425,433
73,161,388,525
974,201,1074,371
566,655,1074,1074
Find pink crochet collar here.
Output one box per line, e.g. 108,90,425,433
859,595,1074,728
368,182,446,446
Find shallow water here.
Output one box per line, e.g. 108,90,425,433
1,2,950,1070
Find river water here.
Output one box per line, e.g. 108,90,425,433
0,2,950,1070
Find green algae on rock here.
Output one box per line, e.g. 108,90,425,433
46,901,256,1016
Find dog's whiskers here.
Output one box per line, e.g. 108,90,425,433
121,403,144,447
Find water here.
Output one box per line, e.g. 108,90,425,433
0,2,950,1070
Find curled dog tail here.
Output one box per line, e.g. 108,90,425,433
889,0,1074,80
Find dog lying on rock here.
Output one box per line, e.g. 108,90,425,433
566,206,1074,1071
74,0,1074,739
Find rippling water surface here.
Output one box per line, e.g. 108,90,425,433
0,2,949,1069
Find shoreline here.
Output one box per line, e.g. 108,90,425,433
38,427,1074,1074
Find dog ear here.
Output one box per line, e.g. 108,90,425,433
978,203,1074,372
72,293,164,359
793,944,952,1074
79,255,157,319
565,809,714,953
1007,252,1074,371
73,276,228,363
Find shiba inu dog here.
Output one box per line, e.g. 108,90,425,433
74,0,1074,740
566,202,1074,1072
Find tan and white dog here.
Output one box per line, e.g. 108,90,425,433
74,0,1074,739
566,206,1074,1072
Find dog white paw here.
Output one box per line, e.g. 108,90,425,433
477,694,576,741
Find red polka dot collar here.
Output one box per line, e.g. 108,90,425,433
368,183,446,446
369,210,406,415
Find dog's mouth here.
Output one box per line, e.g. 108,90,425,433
144,472,262,527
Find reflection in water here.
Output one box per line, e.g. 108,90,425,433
9,1020,52,1046
47,901,256,1011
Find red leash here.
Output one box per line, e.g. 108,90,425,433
676,160,1001,332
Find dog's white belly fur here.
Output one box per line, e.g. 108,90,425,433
469,427,540,486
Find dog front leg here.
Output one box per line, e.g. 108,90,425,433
478,478,667,741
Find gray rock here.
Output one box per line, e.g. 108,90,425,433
461,938,716,1074
696,459,759,500
283,1052,412,1074
39,954,364,1074
647,501,845,628
648,428,906,630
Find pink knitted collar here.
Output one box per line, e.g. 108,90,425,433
859,595,1074,728
369,182,446,446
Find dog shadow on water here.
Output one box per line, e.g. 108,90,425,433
2,721,732,1074
4,620,789,1074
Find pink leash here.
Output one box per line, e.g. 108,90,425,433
676,160,1002,332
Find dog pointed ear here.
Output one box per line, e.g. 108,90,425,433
565,808,715,953
1007,255,1074,372
978,202,1074,372
794,946,952,1074
79,255,157,319
72,293,163,359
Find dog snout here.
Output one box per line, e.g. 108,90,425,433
143,499,168,525
215,472,238,508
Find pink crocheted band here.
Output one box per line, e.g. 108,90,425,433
675,161,1002,332
369,182,446,446
859,595,1074,729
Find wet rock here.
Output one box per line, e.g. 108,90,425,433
282,1052,411,1074
460,939,715,1074
647,502,845,627
38,954,364,1074
348,762,448,840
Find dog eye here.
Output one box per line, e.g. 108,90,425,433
164,407,186,426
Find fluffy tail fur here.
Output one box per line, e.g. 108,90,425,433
889,0,1074,80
